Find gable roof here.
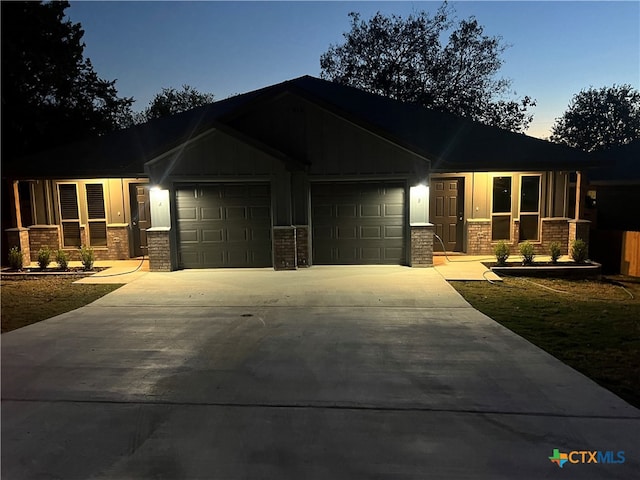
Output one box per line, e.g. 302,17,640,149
4,75,595,179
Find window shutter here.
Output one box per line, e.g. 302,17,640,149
86,184,106,219
59,184,79,220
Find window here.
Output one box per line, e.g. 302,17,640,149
519,176,541,241
58,184,82,247
86,184,107,246
492,177,511,240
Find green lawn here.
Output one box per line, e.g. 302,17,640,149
1,277,122,333
451,276,640,409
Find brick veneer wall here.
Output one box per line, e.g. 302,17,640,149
147,228,173,271
103,225,129,260
467,219,492,255
295,225,310,267
273,226,296,270
28,225,61,261
5,228,31,267
410,224,434,267
569,220,591,257
541,218,570,255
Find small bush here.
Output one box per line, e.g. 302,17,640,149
8,246,23,270
56,249,70,270
519,241,535,266
80,245,95,271
493,240,510,266
37,246,52,270
571,239,588,263
549,242,562,264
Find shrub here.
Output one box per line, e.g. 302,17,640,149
493,240,510,266
37,246,52,270
519,241,535,266
549,242,562,264
571,239,588,263
56,249,70,270
8,246,23,270
79,245,95,271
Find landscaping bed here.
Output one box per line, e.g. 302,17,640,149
485,260,601,278
451,275,640,409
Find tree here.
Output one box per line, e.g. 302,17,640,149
1,1,133,159
550,85,640,152
135,85,214,123
320,4,535,133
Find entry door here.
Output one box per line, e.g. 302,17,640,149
430,178,464,252
130,184,151,257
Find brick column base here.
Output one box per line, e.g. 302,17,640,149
5,228,31,267
147,227,173,271
410,224,434,267
28,225,61,261
295,225,310,267
273,226,296,270
569,219,591,257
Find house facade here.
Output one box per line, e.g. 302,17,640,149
3,76,595,271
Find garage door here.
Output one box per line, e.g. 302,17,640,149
176,183,272,268
311,182,406,264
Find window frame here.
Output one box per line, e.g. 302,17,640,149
85,183,108,247
491,175,512,241
518,174,542,242
57,182,82,248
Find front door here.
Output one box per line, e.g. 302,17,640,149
130,184,151,257
430,177,464,252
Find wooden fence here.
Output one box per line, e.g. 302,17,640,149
590,230,640,277
621,231,640,277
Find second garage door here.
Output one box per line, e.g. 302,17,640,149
176,183,272,268
312,182,406,264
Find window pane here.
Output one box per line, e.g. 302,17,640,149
492,216,511,240
520,215,539,241
520,176,540,213
493,177,511,213
86,184,106,219
89,221,107,246
62,222,81,247
59,184,79,220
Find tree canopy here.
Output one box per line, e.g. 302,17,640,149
1,1,133,159
320,4,535,133
550,85,640,153
134,85,215,124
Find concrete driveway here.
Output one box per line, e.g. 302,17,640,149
2,266,638,479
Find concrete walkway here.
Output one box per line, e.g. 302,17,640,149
2,267,638,479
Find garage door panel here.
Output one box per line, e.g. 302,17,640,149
176,183,272,268
202,229,223,243
361,204,382,217
385,204,404,217
337,226,357,239
178,207,198,220
201,207,222,220
361,226,382,239
312,182,406,265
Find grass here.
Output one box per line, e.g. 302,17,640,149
451,276,640,409
1,277,123,333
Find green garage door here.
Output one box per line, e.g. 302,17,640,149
311,182,406,264
176,183,272,268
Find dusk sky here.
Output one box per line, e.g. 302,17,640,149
67,1,639,139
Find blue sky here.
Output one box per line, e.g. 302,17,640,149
67,1,639,138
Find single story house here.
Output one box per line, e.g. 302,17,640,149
3,76,596,271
